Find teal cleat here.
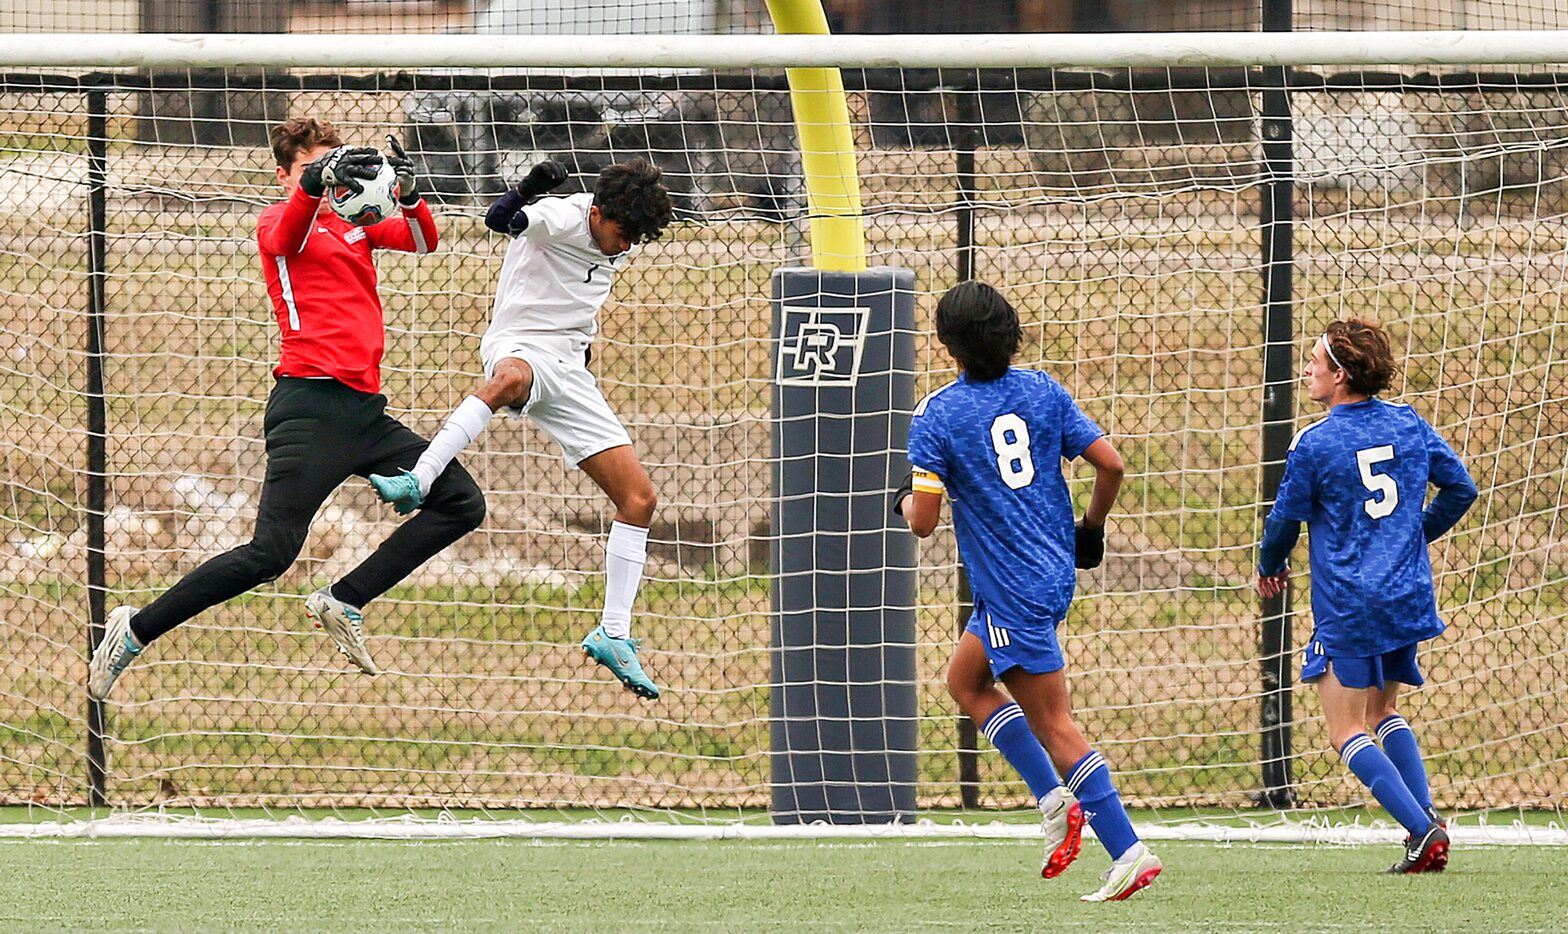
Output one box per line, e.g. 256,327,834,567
581,625,660,699
369,468,424,515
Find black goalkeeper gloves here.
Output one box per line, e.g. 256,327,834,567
1074,520,1105,569
517,159,570,202
299,140,419,206
384,135,421,206
299,146,381,198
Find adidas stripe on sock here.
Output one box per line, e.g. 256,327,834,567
979,703,1061,803
1065,750,1139,860
1376,715,1435,814
1340,732,1431,836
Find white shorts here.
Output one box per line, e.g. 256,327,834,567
482,337,632,466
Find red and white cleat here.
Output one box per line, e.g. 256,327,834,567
1040,789,1085,879
1081,842,1163,902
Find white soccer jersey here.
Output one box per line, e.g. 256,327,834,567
480,192,636,361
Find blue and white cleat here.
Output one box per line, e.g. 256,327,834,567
369,468,424,516
581,625,660,699
305,589,379,675
88,605,143,701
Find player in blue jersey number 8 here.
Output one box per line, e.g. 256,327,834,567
895,281,1161,902
1258,318,1477,874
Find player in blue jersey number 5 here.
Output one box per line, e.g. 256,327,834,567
895,281,1162,902
1258,318,1477,874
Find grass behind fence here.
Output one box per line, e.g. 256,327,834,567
2,101,1565,813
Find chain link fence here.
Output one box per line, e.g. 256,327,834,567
1,65,1564,817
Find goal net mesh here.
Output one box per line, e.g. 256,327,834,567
1,43,1565,834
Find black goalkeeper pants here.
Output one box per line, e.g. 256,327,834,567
130,377,486,645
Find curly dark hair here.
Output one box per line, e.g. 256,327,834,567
593,157,674,244
935,280,1022,381
1323,317,1396,396
269,117,342,169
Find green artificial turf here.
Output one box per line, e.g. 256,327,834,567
3,835,1564,932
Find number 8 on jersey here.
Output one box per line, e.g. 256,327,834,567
991,413,1036,489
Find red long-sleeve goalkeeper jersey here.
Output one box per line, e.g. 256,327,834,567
257,186,440,395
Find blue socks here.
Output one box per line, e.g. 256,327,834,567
1376,715,1434,814
1065,751,1140,860
979,703,1061,802
976,705,1142,861
1340,733,1430,835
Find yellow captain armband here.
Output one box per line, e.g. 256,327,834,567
911,469,945,496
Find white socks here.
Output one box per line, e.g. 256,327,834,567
414,395,649,641
412,395,493,495
601,521,649,639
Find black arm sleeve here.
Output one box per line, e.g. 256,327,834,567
484,189,530,236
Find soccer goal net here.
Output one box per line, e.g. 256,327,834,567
1,31,1564,842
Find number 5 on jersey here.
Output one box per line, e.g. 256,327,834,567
990,413,1036,489
1356,444,1399,518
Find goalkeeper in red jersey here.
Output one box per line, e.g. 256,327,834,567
88,118,485,700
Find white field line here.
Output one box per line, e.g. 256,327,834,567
2,814,1563,844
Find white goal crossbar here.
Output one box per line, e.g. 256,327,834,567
3,30,1568,70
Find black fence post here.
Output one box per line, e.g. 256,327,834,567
952,84,981,810
1258,0,1296,809
84,86,110,809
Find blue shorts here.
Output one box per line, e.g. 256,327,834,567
1301,639,1424,690
964,608,1065,679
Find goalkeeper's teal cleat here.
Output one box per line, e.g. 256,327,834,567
581,625,660,699
88,605,143,701
369,468,424,515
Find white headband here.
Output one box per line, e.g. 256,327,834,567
1319,333,1345,371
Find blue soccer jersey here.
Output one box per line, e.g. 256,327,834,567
907,368,1104,631
1265,398,1476,657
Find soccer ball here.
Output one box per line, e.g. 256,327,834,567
328,161,400,227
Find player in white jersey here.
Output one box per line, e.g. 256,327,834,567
370,158,674,698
